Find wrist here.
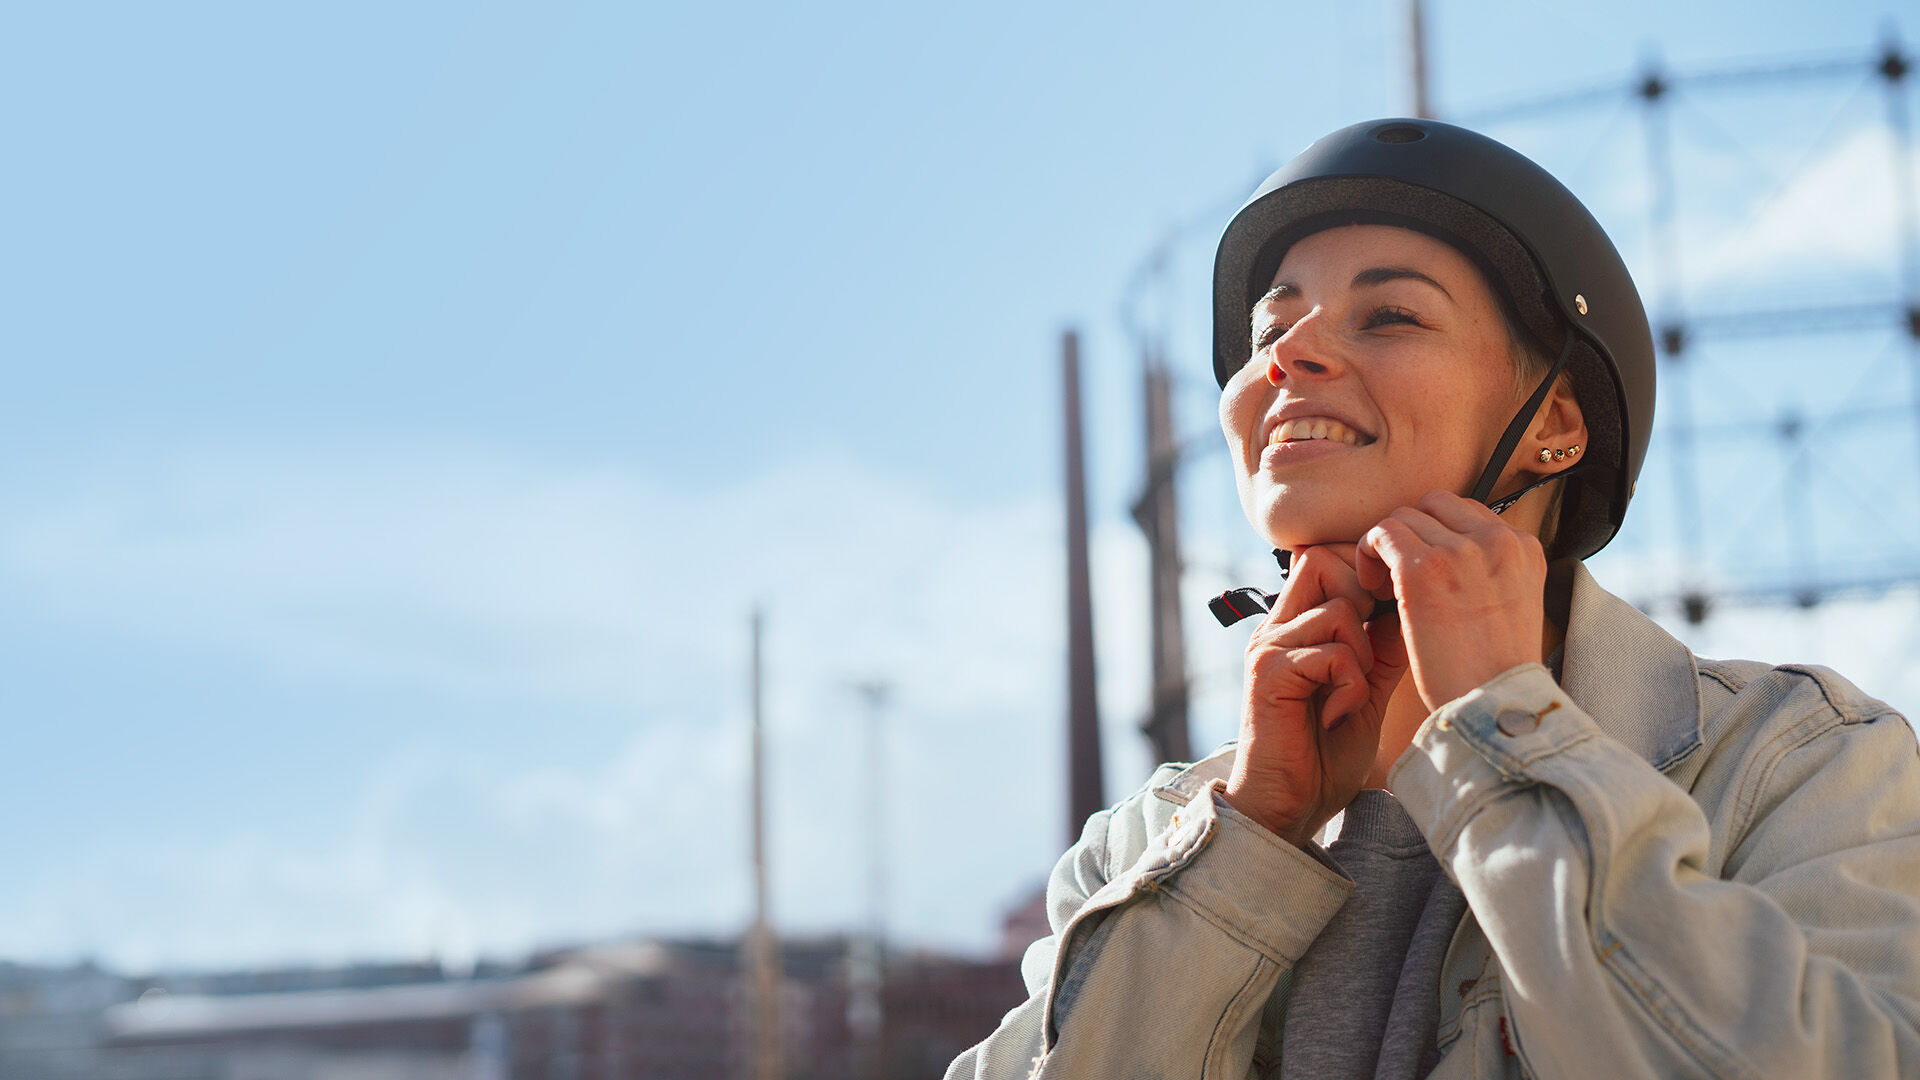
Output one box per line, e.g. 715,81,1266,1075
1218,784,1318,848
1424,657,1550,712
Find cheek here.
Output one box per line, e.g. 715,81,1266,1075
1379,363,1509,476
1219,369,1265,446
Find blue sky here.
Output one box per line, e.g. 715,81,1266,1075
3,2,1916,971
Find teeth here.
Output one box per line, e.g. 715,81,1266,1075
1270,417,1366,446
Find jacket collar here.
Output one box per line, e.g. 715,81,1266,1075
1558,560,1704,772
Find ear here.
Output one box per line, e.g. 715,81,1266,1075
1521,376,1588,476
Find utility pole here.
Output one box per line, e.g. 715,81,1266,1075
845,680,891,1080
1881,26,1920,508
1408,0,1433,118
1132,344,1193,766
1062,328,1105,841
1636,48,1708,624
745,610,782,1080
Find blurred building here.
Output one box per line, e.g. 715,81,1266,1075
0,937,1023,1080
0,959,132,1079
996,884,1049,963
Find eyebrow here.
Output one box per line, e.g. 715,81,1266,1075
1255,266,1456,311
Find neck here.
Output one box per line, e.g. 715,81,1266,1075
1363,613,1566,789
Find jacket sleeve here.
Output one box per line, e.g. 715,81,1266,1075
1390,662,1920,1079
945,769,1354,1080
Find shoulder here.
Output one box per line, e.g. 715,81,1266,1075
1693,656,1911,763
1686,656,1920,874
1696,657,1900,725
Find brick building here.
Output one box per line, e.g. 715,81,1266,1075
0,936,1027,1079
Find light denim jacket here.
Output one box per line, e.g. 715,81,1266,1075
948,562,1920,1078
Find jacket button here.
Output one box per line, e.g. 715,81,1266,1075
1495,708,1542,737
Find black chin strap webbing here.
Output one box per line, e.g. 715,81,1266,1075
1468,335,1577,505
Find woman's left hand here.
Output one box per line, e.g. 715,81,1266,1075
1355,489,1548,712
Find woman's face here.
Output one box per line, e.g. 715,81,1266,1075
1219,224,1531,550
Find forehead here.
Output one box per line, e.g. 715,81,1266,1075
1265,223,1486,293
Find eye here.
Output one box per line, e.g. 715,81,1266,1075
1251,322,1293,351
1362,305,1423,329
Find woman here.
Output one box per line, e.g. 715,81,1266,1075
948,119,1920,1078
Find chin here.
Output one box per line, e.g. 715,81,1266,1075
1244,487,1389,551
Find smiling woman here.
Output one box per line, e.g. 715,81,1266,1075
948,119,1920,1079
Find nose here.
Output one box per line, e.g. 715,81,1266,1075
1265,309,1344,385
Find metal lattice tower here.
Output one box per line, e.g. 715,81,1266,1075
1459,28,1920,625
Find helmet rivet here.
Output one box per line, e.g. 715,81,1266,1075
1574,294,1589,316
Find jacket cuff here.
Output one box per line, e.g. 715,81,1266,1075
1389,662,1604,858
1127,780,1354,964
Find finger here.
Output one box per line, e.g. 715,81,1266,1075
1393,501,1545,584
1358,515,1426,596
1356,514,1433,596
1308,542,1362,573
1265,598,1374,674
1319,668,1375,730
1282,644,1371,730
1272,546,1343,621
1384,505,1465,550
1416,488,1505,535
1276,546,1374,623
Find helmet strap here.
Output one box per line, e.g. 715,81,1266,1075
1468,336,1576,508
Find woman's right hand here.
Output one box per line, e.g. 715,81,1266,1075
1220,545,1408,846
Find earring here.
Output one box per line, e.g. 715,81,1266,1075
1538,445,1582,463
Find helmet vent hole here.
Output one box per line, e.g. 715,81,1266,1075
1371,124,1427,144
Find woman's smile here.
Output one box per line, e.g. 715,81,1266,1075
1269,416,1370,446
1260,418,1372,466
1258,408,1378,466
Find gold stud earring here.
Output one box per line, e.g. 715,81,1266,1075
1537,448,1552,463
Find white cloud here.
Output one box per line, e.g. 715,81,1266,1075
1,720,753,972
1,445,1078,716
0,443,1166,968
1684,124,1917,296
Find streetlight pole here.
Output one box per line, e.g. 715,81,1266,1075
846,679,892,1080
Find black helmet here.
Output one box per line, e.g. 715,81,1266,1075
1211,118,1655,561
